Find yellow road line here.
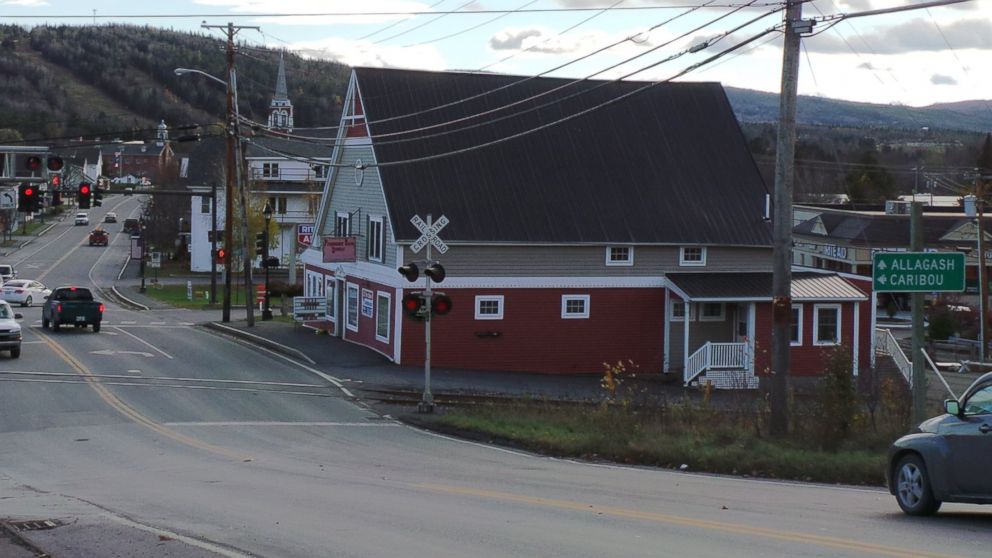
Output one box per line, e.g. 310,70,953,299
415,483,961,558
40,332,249,461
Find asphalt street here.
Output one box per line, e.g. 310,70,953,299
1,197,990,557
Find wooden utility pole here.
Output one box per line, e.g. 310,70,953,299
769,0,806,436
910,203,926,425
978,134,992,362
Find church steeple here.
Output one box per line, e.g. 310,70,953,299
156,119,168,146
268,53,294,133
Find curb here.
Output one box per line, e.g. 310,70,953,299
201,321,317,365
110,285,150,311
0,521,51,557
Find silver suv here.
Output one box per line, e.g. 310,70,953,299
0,265,15,283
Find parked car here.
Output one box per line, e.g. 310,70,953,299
123,218,140,235
0,264,15,283
888,371,992,515
0,300,23,358
88,229,109,246
42,286,104,332
104,212,118,223
74,212,89,226
1,280,50,307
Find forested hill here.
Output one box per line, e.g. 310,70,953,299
0,23,987,146
0,24,350,143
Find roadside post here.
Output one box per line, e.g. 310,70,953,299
872,232,965,423
401,213,449,414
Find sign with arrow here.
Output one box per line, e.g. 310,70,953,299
873,252,965,293
0,189,15,209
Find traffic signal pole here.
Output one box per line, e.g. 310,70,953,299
420,214,435,414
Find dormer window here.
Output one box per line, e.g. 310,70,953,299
262,162,280,179
606,246,634,266
680,246,706,266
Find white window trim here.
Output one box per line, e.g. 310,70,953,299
325,278,337,323
679,246,707,267
813,304,842,346
670,301,695,321
698,302,725,322
605,246,634,266
791,305,803,346
346,283,360,332
368,215,384,263
561,295,590,319
335,212,351,237
475,295,504,320
375,291,391,343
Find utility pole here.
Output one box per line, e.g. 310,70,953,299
769,0,807,436
210,180,218,305
202,21,258,323
910,202,926,425
977,173,986,362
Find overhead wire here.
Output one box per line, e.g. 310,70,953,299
923,7,992,119
357,0,448,41
401,0,541,48
372,0,477,44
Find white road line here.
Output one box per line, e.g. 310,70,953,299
120,320,137,324
111,326,174,360
164,421,400,427
149,321,166,325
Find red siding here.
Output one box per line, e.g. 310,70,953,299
399,288,665,374
342,277,396,360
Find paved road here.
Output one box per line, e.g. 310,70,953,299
1,199,990,557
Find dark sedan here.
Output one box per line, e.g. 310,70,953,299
888,371,992,515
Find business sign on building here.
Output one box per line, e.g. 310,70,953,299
322,237,356,263
298,223,315,246
293,296,328,321
873,252,965,293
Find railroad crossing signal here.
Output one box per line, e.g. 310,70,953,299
409,214,449,254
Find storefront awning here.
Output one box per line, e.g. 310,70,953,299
666,272,868,303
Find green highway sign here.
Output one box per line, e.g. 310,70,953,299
872,252,965,293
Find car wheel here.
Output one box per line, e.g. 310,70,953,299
23,296,31,307
93,322,100,333
52,321,60,332
10,347,19,358
895,454,942,516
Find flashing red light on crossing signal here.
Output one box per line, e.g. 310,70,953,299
402,293,426,320
432,294,452,316
47,156,64,172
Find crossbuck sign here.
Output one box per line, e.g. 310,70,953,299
410,214,449,255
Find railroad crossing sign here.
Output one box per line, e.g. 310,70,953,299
873,252,965,293
410,214,449,255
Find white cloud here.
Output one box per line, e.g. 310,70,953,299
2,0,49,5
806,18,992,54
287,37,446,70
193,0,432,25
930,73,957,85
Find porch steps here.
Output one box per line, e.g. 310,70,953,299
696,370,759,390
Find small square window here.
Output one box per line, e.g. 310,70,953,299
475,296,504,320
699,303,724,321
814,304,841,346
561,295,590,319
606,246,634,266
680,247,707,266
670,301,694,321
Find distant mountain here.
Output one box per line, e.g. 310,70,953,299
725,86,992,132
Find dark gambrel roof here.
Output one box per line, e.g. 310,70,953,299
356,68,772,245
793,211,979,246
667,272,867,301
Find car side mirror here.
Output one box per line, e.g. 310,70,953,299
944,399,961,416
13,313,22,320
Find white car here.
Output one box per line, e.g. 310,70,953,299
104,212,118,223
1,280,50,307
75,212,89,226
0,301,23,358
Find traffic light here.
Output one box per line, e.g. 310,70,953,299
402,292,426,320
78,183,91,209
215,248,227,265
255,231,267,257
93,186,103,207
424,262,446,283
46,156,64,172
432,293,453,316
398,262,419,282
17,184,35,213
51,175,61,188
25,156,42,172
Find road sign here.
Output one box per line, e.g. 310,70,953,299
409,214,448,255
150,252,161,269
298,223,315,246
0,189,15,209
873,252,965,293
293,296,327,321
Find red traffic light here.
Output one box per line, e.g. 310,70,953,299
80,184,91,195
47,156,64,172
432,294,453,316
51,175,61,187
23,187,33,197
216,248,227,260
25,156,41,171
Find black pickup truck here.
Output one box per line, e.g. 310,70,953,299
42,286,104,332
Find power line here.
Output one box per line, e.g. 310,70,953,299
924,7,992,120
401,0,540,48
373,0,477,45
356,0,448,41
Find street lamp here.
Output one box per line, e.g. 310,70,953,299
262,202,273,321
174,65,239,323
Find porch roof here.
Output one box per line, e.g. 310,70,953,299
666,272,868,303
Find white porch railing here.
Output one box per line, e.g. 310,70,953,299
875,328,911,386
684,342,749,385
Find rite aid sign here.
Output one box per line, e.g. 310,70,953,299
298,223,315,246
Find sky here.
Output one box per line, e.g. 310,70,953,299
1,0,989,108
